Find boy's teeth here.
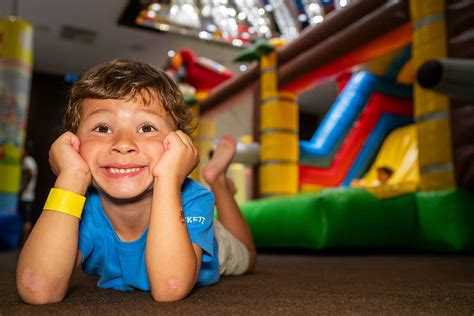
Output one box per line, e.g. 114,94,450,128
108,167,140,174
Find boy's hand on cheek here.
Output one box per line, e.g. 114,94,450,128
153,131,199,184
49,132,92,193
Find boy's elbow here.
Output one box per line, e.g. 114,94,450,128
19,292,64,305
16,269,66,305
17,283,66,305
150,279,193,302
151,290,187,302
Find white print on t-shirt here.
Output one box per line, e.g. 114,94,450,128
185,216,206,224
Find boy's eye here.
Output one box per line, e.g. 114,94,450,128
139,123,157,133
93,124,111,133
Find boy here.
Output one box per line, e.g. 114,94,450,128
376,166,393,184
17,59,256,304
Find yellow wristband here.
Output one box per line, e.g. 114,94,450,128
43,188,86,219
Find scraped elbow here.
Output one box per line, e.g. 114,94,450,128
150,279,192,302
17,269,66,305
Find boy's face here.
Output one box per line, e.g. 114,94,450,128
377,170,391,183
75,96,176,199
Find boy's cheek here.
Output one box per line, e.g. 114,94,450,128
77,142,97,173
149,152,163,168
78,139,97,158
148,140,165,158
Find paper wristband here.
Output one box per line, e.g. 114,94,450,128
43,188,86,219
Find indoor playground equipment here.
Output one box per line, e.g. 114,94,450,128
298,70,414,189
350,124,419,199
167,48,234,181
197,0,474,251
416,57,474,189
0,17,34,249
417,58,474,103
169,48,233,93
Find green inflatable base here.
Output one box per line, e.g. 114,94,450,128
240,188,474,251
417,189,474,251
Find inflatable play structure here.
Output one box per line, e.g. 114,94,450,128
0,17,34,249
195,0,474,251
165,48,235,181
298,70,414,190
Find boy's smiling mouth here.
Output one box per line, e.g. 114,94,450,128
107,167,141,174
101,164,146,178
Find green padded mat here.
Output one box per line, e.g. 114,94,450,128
240,188,474,251
417,189,474,251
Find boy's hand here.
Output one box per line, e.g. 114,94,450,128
49,132,91,193
153,131,199,184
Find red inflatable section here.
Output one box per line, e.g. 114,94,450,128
336,72,352,92
299,93,413,187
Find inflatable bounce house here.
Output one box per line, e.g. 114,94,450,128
0,17,34,249
189,0,474,251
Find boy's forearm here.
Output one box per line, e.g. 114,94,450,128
16,174,87,304
146,178,199,301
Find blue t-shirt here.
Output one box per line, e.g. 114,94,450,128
78,178,219,291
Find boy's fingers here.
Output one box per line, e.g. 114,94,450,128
69,134,81,152
163,131,178,146
174,131,198,165
49,157,58,175
166,131,198,164
175,130,191,146
59,133,80,153
177,131,196,151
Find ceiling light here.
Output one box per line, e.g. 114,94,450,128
232,39,243,46
298,14,308,22
146,11,156,19
150,3,161,11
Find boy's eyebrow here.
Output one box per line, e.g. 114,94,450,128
137,108,170,122
83,108,111,120
139,108,164,116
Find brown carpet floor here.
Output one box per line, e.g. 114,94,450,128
1,250,474,315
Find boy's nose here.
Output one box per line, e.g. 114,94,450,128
111,134,138,154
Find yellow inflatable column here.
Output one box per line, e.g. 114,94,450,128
259,49,299,196
410,1,455,190
260,50,278,101
0,17,33,214
259,92,299,196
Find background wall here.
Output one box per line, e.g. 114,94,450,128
25,72,70,222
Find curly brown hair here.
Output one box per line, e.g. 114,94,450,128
64,59,194,134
